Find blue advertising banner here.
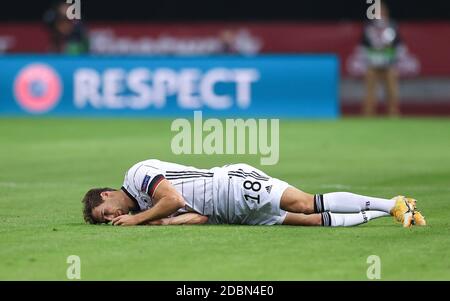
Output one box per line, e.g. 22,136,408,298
0,55,339,118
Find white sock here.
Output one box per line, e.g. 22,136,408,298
322,211,390,227
315,192,395,214
366,210,390,220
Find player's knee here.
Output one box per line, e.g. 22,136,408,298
281,187,314,213
296,199,313,213
281,199,311,214
280,187,314,213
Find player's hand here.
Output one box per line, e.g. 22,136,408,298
112,214,140,226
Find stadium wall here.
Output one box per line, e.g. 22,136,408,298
1,22,449,76
1,21,449,116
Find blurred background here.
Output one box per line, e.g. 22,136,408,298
0,0,449,116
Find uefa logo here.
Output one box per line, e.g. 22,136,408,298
14,63,62,114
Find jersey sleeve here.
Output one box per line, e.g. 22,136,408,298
124,164,166,198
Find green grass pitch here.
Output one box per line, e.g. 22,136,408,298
1,117,450,280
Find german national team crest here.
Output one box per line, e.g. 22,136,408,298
14,63,62,114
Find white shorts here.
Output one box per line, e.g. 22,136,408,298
209,164,290,225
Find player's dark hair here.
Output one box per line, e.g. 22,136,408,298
82,187,116,224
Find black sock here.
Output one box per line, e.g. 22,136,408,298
314,194,324,213
321,212,332,227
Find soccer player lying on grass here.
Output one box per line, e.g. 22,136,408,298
82,159,426,227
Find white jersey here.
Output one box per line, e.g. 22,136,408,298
121,160,290,225
121,159,218,216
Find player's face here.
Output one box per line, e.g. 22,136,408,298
92,192,127,223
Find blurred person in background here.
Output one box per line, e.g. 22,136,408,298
218,28,262,55
361,2,402,116
43,1,89,54
218,29,237,53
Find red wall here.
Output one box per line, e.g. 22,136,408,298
1,22,449,76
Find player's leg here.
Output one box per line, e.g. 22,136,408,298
280,188,396,214
229,164,419,226
321,211,390,227
279,186,315,214
362,67,378,116
282,212,321,226
384,67,400,116
282,211,390,227
314,192,395,213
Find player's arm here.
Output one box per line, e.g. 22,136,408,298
146,213,209,226
133,179,185,224
113,179,185,226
